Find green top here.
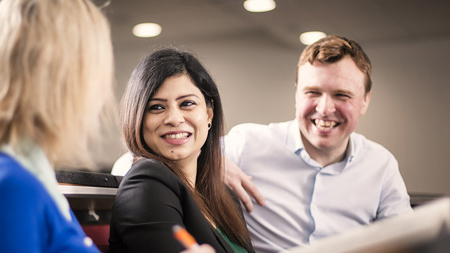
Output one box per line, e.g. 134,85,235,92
217,228,248,253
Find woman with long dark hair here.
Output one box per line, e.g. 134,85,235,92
109,48,254,253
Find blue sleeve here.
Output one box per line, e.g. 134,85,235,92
0,170,47,252
0,162,100,253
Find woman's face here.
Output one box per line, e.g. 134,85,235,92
143,74,213,167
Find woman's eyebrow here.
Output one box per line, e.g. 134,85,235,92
149,97,166,102
176,94,199,100
149,94,199,102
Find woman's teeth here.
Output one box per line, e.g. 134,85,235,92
314,119,337,130
164,133,189,139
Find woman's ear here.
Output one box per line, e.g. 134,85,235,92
207,99,214,122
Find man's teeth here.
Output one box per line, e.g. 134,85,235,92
314,119,336,130
164,133,189,139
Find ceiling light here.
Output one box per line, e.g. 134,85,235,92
243,0,276,13
132,23,162,38
299,31,327,45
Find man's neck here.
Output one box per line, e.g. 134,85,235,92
303,138,349,168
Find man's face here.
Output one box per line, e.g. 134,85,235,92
295,56,371,155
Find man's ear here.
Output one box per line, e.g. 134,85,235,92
360,91,371,115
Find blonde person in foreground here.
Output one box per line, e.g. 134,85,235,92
0,0,114,252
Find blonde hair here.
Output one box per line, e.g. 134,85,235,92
0,0,115,168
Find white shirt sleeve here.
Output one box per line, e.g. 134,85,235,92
111,152,133,176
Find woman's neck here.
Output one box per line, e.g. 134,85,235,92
175,157,198,188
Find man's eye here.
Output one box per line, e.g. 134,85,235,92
305,91,320,95
336,94,350,99
149,104,164,111
180,101,195,107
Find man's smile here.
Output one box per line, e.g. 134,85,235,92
313,119,339,131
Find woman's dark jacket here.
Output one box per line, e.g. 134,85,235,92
108,158,254,253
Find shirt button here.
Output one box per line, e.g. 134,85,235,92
311,204,318,212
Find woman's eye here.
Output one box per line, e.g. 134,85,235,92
180,101,195,107
148,104,164,111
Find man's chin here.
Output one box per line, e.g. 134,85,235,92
309,134,341,149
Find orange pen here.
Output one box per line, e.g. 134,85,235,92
173,225,199,249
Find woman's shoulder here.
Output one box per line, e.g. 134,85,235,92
0,154,49,220
0,154,44,198
119,158,183,194
112,158,192,226
128,158,174,178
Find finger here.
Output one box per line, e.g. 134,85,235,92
232,182,254,213
242,177,265,207
242,197,254,213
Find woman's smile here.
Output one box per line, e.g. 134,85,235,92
161,131,192,145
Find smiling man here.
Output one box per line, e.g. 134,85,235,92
223,35,412,253
295,53,370,168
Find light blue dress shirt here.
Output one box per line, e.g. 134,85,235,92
224,120,412,253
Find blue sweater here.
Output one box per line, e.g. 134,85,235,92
0,153,100,253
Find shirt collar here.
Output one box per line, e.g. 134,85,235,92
1,140,72,221
287,119,356,160
287,119,357,172
346,135,356,164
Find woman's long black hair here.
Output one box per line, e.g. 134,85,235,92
121,48,252,251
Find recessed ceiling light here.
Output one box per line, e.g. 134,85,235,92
243,0,276,13
299,31,327,45
132,23,162,38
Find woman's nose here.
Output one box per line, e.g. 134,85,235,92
315,95,336,115
163,108,185,126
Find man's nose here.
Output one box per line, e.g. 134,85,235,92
315,95,336,115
